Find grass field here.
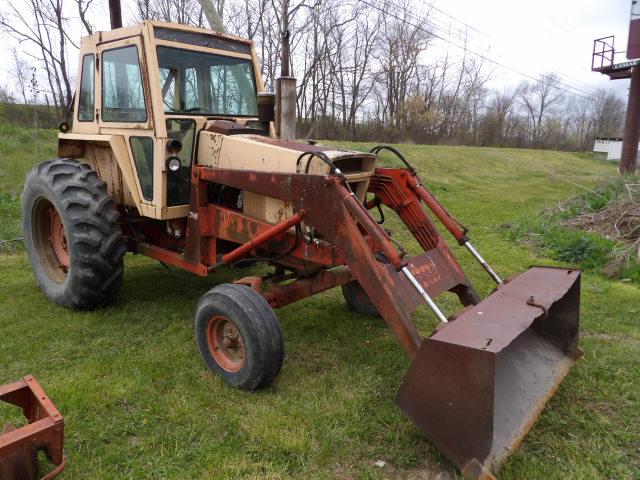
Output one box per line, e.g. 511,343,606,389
1,124,639,479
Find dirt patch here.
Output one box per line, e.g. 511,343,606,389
332,459,455,480
580,331,613,341
393,462,455,480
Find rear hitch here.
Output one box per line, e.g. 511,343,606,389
0,376,66,480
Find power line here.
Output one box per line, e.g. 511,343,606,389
409,0,600,97
358,0,595,100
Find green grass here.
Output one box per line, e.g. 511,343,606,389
505,175,640,282
1,129,639,479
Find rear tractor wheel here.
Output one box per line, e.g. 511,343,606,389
21,158,126,310
195,284,285,391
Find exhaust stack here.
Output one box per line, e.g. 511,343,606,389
275,77,297,140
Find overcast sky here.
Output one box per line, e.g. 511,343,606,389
0,0,634,101
422,0,633,99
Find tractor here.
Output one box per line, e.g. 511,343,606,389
20,20,582,478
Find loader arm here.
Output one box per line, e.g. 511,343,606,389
195,166,437,356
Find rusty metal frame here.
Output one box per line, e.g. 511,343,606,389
368,168,479,306
592,35,615,71
591,35,640,80
130,163,489,357
0,375,65,480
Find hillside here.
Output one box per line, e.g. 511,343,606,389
0,126,638,479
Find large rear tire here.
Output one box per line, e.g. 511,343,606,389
21,158,126,310
195,284,285,391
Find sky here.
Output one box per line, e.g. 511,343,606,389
0,0,635,102
413,0,633,99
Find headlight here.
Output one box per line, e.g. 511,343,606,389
166,156,182,172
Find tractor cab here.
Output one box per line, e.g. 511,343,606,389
59,21,271,219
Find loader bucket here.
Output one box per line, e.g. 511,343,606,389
396,267,581,479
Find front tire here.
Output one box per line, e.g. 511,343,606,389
21,158,126,310
195,284,285,391
342,280,381,317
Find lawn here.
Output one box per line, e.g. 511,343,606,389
1,124,638,479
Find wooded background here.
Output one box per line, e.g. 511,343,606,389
0,0,626,150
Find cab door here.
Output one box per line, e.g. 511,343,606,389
97,36,156,210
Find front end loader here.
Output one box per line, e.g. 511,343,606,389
20,20,581,478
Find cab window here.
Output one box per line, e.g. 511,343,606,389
156,46,257,116
78,54,94,121
102,46,147,122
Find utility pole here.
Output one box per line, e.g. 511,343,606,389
275,0,296,139
281,0,291,77
621,66,640,174
108,0,122,29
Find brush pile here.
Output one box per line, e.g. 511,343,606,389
559,179,640,267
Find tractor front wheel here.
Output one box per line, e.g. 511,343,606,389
21,158,126,309
195,284,284,391
342,280,381,317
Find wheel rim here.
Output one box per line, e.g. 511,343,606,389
206,316,246,372
32,198,69,283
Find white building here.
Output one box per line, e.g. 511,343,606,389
592,137,631,161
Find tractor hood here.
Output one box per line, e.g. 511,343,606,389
197,119,377,171
196,119,377,223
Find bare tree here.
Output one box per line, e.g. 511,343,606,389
11,49,30,104
1,0,74,113
0,85,16,104
76,0,94,34
518,73,564,147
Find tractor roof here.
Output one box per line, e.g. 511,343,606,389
80,20,253,50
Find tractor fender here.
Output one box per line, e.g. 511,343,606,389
58,133,142,208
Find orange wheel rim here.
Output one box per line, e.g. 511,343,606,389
32,198,69,283
49,207,69,272
206,316,245,372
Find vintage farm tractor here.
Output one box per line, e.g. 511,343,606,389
20,20,581,478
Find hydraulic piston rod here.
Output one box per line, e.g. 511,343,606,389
464,241,503,285
406,174,503,285
401,266,448,323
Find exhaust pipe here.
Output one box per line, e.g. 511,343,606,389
275,77,297,140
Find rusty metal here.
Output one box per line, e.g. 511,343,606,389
196,166,423,356
207,316,246,372
369,169,441,250
406,171,468,245
262,267,353,308
49,207,69,273
396,267,581,478
368,168,479,306
215,210,305,267
136,242,209,276
0,376,65,480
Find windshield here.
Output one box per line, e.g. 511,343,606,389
157,46,258,116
